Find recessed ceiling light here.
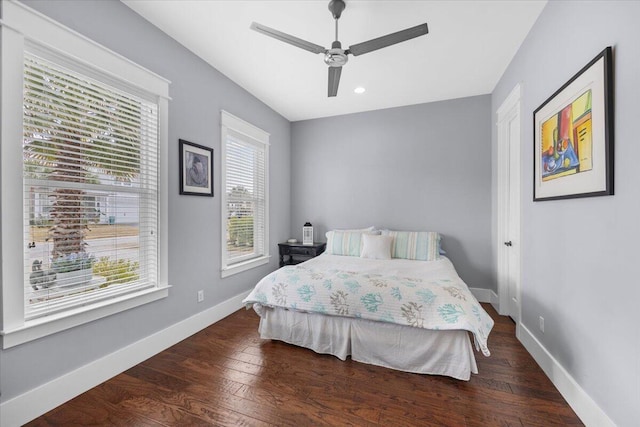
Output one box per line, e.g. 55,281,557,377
354,87,366,94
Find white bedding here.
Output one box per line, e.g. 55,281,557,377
257,306,478,380
245,253,492,380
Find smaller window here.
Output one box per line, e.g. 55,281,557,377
220,111,269,277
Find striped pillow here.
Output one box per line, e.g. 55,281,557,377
381,230,441,261
325,231,366,256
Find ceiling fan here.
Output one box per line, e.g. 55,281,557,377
250,0,428,97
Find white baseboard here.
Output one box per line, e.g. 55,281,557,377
0,290,251,427
5,289,612,427
518,324,615,427
470,287,499,311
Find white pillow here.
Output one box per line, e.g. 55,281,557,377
360,234,393,260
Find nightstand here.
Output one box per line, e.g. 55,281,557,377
278,242,326,267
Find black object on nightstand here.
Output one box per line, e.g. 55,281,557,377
278,242,326,267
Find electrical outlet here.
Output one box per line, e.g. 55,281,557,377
539,316,544,333
197,290,204,303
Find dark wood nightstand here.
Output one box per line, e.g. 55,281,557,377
278,242,326,267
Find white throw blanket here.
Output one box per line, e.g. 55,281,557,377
243,255,494,356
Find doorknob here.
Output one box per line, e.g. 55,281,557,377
504,241,512,247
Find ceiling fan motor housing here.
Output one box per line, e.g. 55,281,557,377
325,40,348,67
328,0,346,19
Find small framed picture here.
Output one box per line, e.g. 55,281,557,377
179,139,213,196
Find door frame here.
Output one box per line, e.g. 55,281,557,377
496,83,522,331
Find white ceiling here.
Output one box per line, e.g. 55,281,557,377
122,1,546,122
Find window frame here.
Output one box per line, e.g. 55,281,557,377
0,1,170,348
220,110,270,278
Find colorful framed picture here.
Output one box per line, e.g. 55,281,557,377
533,47,613,201
179,139,213,196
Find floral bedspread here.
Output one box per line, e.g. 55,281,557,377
243,264,494,356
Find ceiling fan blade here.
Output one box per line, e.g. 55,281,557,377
250,22,327,55
348,23,428,56
328,66,342,97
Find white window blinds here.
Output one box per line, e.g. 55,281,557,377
221,111,269,274
23,52,159,320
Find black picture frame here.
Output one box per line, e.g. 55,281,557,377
533,46,614,201
179,139,214,197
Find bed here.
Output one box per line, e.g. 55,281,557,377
243,230,494,380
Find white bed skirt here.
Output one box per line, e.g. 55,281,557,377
254,305,478,380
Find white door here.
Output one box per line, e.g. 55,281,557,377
497,85,521,324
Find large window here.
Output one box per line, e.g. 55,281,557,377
1,1,169,347
22,53,158,319
220,111,269,277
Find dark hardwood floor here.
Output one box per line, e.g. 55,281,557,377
27,304,582,426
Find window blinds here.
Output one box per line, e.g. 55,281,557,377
23,52,159,320
224,131,267,265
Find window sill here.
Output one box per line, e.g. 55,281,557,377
1,285,170,349
221,255,270,278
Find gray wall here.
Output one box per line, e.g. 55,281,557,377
0,0,290,402
291,95,493,290
491,1,640,425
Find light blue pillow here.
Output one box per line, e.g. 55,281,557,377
325,231,366,256
380,230,441,261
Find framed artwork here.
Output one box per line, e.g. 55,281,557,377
179,139,213,196
533,46,613,201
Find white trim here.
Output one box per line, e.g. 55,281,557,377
221,255,271,278
221,124,229,270
221,110,270,145
25,178,149,194
158,96,170,293
496,83,522,329
496,82,522,118
470,288,499,311
0,1,170,98
264,139,270,266
518,324,616,427
2,287,169,349
0,289,252,427
490,289,499,309
1,17,27,333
